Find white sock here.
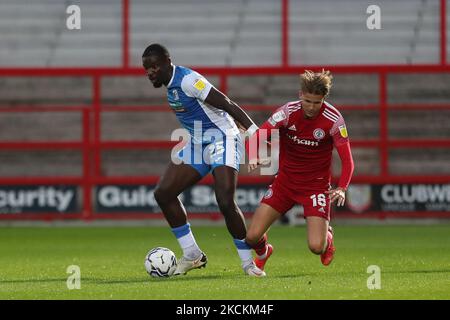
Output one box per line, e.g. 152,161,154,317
234,239,253,268
171,223,202,260
178,236,202,260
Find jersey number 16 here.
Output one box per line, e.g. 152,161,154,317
310,194,326,207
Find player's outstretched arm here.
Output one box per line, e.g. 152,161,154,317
246,121,275,172
245,105,289,172
205,87,257,133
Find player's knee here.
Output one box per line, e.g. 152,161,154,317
308,239,326,255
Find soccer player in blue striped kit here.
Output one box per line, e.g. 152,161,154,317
142,44,265,276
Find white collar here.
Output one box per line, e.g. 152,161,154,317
167,63,176,87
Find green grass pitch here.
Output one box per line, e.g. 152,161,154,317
0,224,449,299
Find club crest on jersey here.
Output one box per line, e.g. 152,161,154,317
264,188,273,199
313,128,325,140
172,89,179,100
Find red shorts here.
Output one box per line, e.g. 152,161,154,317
260,177,331,221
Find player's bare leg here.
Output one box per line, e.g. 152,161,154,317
212,166,265,276
153,162,207,275
246,203,280,246
306,216,335,265
212,166,246,238
246,203,280,271
306,216,328,254
154,162,202,227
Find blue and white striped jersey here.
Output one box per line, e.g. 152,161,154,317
166,65,239,144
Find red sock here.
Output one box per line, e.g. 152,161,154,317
253,234,268,256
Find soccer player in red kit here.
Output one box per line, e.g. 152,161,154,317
244,70,354,273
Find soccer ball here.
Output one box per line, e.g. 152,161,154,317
144,247,177,278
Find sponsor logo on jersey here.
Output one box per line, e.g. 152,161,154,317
288,125,296,131
169,102,185,112
318,207,326,213
193,78,206,91
271,111,286,123
313,128,325,140
339,125,348,138
287,133,319,146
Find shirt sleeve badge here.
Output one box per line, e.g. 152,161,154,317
339,125,348,138
193,78,206,91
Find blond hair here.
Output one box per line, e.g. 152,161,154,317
300,69,333,96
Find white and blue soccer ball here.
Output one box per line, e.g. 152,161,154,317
145,247,177,278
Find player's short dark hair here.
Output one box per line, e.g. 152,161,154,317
142,43,170,59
